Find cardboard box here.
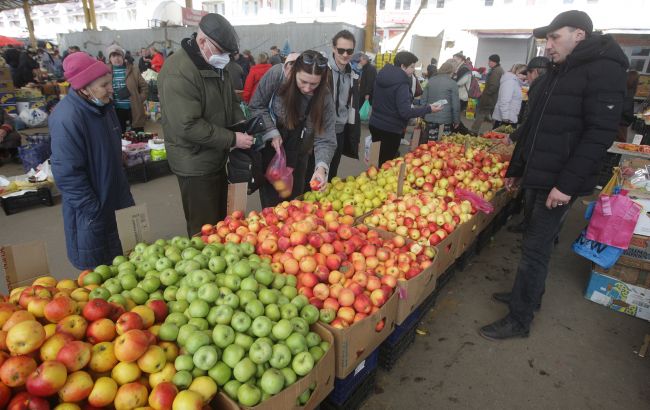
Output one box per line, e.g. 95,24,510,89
1,104,17,115
323,292,398,378
585,270,650,322
594,263,650,289
0,91,16,105
0,68,11,82
0,241,50,291
455,214,480,258
431,227,460,277
0,80,14,93
213,322,335,410
115,204,152,254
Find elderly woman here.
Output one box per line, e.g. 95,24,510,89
421,60,461,140
49,52,134,270
492,63,527,128
106,44,148,132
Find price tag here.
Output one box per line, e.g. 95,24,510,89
633,134,643,145
353,359,366,376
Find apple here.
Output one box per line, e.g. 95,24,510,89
251,316,273,338
172,390,204,410
286,333,307,355
44,295,78,323
39,332,73,361
149,381,178,410
56,340,91,372
0,355,37,387
269,343,292,370
58,370,93,402
188,375,217,404
7,392,49,410
88,376,118,407
26,360,68,397
111,361,142,385
260,368,284,395
6,320,45,355
86,318,116,344
192,345,219,371
150,362,177,388
81,298,112,321
137,345,167,374
319,308,336,323
114,329,150,362
291,351,315,376
237,382,262,407
184,331,211,355
230,312,252,333
89,342,118,373
131,305,156,328
55,314,87,340
233,357,256,383
114,382,148,410
211,324,235,349
116,312,144,335
248,339,272,364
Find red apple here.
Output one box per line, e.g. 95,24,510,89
26,360,68,397
82,299,113,322
116,312,144,335
56,340,91,372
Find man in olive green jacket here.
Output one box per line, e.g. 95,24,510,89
471,54,505,134
159,13,253,235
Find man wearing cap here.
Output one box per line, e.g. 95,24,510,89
49,52,135,270
106,44,148,133
470,54,504,134
481,10,628,340
158,13,253,236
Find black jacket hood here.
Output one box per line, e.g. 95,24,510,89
564,33,629,70
376,63,410,89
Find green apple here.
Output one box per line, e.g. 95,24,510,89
140,261,154,273
208,361,232,386
265,304,281,322
176,324,198,346
300,305,319,325
176,286,190,301
103,278,122,295
163,286,178,302
254,268,274,287
119,273,138,290
148,290,164,301
233,358,256,383
280,303,298,320
232,260,252,278
133,242,147,254
201,245,219,258
175,354,195,371
240,277,258,293
158,323,179,341
244,300,265,320
190,236,205,250
271,319,293,341
182,247,201,260
185,288,198,303
277,296,290,306
251,316,273,338
192,367,207,377
172,370,193,389
285,275,297,288
305,332,321,348
212,324,236,349
197,283,220,303
223,380,242,401
113,255,128,265
169,299,189,313
238,290,257,308
320,341,331,352
258,289,278,305
222,344,245,369
208,256,227,273
107,294,127,307
249,339,272,365
298,388,311,405
319,308,335,323
271,274,286,290
209,305,234,326
223,274,241,292
154,238,167,247
281,286,298,300
234,332,254,351
188,299,210,318
166,312,190,328
188,317,209,331
159,269,179,286
291,351,314,376
269,343,292,369
239,242,254,256
185,331,212,354
89,287,110,300
193,345,219,370
83,272,103,286
223,253,240,267
230,312,252,333
222,293,240,309
130,287,149,305
155,257,173,272
291,295,309,310
95,265,112,280
309,346,325,362
286,333,307,355
280,367,297,387
193,254,209,269
290,317,309,336
260,368,285,395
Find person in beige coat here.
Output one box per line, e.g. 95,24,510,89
106,44,148,132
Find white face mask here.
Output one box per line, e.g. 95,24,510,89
202,40,230,69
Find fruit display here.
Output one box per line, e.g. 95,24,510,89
481,131,508,140
302,165,407,217
492,124,516,134
200,201,435,330
442,133,494,150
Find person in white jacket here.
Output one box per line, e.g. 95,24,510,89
453,52,472,111
492,64,527,126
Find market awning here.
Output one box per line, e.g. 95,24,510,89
0,35,24,47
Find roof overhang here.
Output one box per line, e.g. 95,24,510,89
0,1,70,12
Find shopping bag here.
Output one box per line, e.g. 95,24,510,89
265,146,293,199
359,100,371,122
572,230,623,269
585,194,642,249
454,188,494,214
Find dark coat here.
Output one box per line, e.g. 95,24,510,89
478,64,504,111
49,91,135,270
359,63,377,104
369,64,431,134
506,34,628,197
14,52,39,88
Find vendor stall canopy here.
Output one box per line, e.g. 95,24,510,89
0,1,67,12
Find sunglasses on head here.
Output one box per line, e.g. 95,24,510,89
300,51,328,68
336,48,355,56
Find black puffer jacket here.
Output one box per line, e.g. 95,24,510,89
506,34,628,197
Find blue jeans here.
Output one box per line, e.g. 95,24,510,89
509,189,573,328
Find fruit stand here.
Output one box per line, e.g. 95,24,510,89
0,137,516,410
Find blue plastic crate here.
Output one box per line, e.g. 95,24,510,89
327,349,379,406
384,304,423,346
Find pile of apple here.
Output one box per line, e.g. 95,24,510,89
363,192,476,246
155,241,330,407
402,141,507,201
302,165,407,217
200,201,435,330
442,134,494,150
0,276,193,410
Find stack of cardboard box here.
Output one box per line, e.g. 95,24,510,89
0,66,16,114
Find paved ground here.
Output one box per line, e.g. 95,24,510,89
0,124,648,409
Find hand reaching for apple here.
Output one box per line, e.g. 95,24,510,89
310,167,327,192
235,132,254,149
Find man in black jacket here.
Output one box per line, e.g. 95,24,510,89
480,10,628,340
358,53,377,106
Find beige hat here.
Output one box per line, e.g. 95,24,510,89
106,44,124,58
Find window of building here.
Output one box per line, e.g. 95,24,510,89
485,0,494,6
395,0,401,9
563,0,574,3
320,0,325,12
332,0,337,11
436,0,444,7
403,0,411,9
379,0,386,10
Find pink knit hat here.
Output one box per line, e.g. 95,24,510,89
63,52,110,90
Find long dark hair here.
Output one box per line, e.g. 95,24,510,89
278,50,330,134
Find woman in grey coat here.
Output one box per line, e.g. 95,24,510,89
421,60,460,140
249,50,337,208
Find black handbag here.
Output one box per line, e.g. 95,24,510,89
116,86,131,100
226,116,266,194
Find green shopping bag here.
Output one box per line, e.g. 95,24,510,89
359,100,371,122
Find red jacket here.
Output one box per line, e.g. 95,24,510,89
242,63,272,103
151,52,164,73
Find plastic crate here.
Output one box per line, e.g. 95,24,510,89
455,240,477,272
144,159,172,181
1,187,54,215
322,370,377,410
419,288,438,316
325,349,378,407
476,221,495,254
436,264,456,293
125,163,147,184
379,305,423,370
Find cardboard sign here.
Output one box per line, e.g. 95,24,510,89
227,183,248,215
116,204,151,254
410,127,422,151
368,141,381,168
397,162,406,196
0,241,50,291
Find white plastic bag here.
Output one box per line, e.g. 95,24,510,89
363,135,372,165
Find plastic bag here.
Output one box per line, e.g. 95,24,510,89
359,100,371,122
454,188,494,214
265,146,294,199
586,194,642,249
572,230,623,269
363,135,372,164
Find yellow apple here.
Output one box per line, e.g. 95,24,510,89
6,320,46,355
70,288,90,302
137,345,167,374
54,404,81,410
188,376,217,404
89,341,118,372
43,323,56,338
149,362,176,389
88,376,118,407
131,306,155,329
114,382,149,410
58,371,93,403
158,342,179,362
112,361,141,385
172,390,204,410
56,279,78,291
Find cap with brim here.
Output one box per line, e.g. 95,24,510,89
533,10,593,39
199,13,239,54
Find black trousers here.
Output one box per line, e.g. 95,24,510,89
176,171,228,237
369,125,402,168
327,131,345,181
509,189,573,328
115,107,132,133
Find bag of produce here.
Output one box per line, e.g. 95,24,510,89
359,100,371,122
265,146,293,199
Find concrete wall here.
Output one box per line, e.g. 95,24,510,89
57,22,364,59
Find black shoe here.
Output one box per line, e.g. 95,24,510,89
507,223,527,233
492,292,541,311
479,316,529,341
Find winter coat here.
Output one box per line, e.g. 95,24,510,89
329,53,354,134
107,63,148,128
151,52,164,72
422,74,460,125
359,63,377,104
242,63,272,103
49,91,135,270
506,34,628,197
138,56,151,74
158,36,244,177
235,55,251,79
248,64,337,171
369,63,431,134
492,72,523,123
455,63,472,102
14,52,39,88
225,61,244,91
479,65,504,111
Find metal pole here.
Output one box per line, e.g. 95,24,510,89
88,0,97,30
81,0,91,30
364,0,376,53
185,0,193,9
393,1,426,54
22,0,37,49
